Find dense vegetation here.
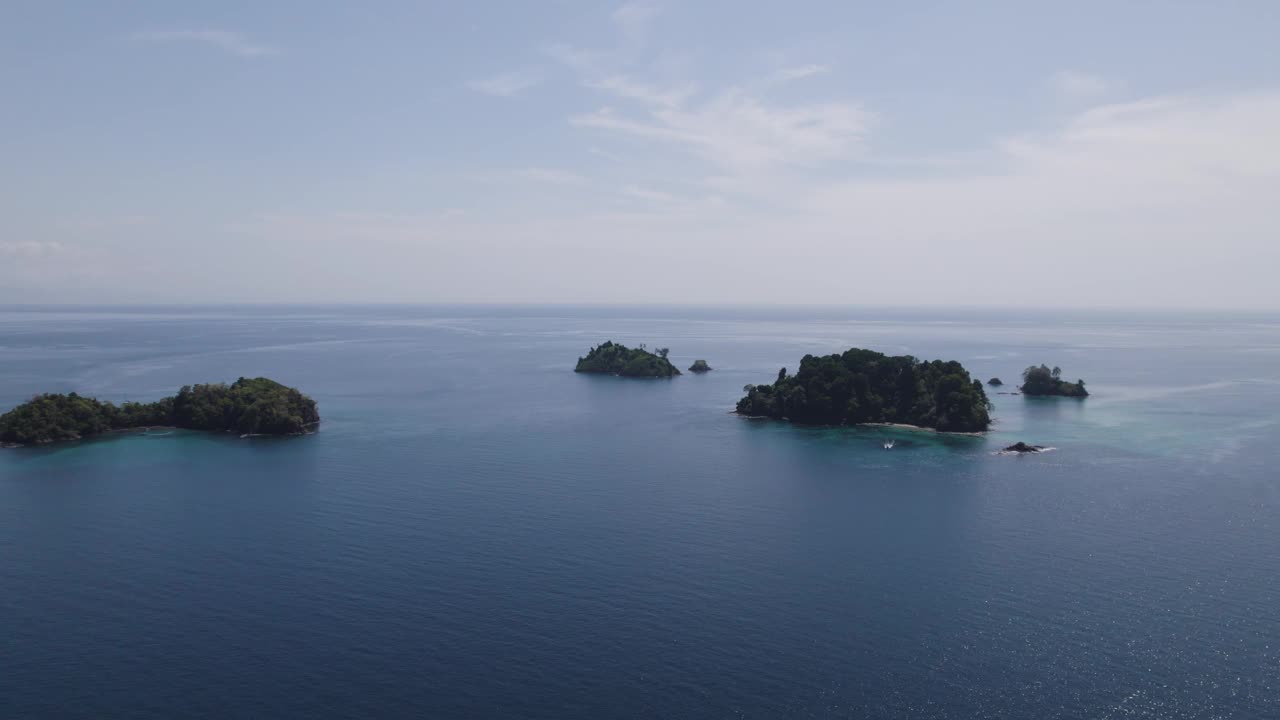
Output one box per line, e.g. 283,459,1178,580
1020,365,1088,397
735,348,992,432
574,341,681,377
689,360,712,373
0,377,319,446
988,377,1003,386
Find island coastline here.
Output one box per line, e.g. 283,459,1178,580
735,348,993,432
574,341,681,378
0,377,319,448
733,414,987,436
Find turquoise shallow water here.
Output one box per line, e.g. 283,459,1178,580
1,305,1278,718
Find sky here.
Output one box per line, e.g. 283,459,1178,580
2,1,1278,309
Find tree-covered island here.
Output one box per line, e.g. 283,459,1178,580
1020,365,1088,397
735,348,992,432
0,377,319,447
688,360,712,373
574,341,681,377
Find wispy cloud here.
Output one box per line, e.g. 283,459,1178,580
166,90,1280,308
551,19,865,180
622,185,677,202
589,146,624,162
507,167,588,184
544,43,603,75
542,2,661,74
612,2,660,45
764,64,831,85
468,69,543,98
1051,70,1112,101
571,89,872,173
135,29,277,58
0,241,65,258
791,91,1280,302
585,75,696,108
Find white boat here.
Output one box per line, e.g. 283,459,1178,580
883,440,895,449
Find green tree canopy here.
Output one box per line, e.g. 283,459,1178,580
1020,365,1089,397
574,341,681,377
0,377,319,446
736,348,992,432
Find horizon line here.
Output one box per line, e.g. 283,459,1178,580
0,301,1275,315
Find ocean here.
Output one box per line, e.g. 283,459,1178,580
1,305,1277,718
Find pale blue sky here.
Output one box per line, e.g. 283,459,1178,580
3,1,1278,307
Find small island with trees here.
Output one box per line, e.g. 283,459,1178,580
987,377,1003,387
0,377,320,447
688,360,712,373
736,348,992,432
574,341,681,377
1020,365,1088,397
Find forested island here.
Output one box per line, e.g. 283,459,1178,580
1020,365,1089,397
689,360,712,373
574,341,681,377
736,348,992,432
0,377,319,447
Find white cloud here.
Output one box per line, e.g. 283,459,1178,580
468,70,543,97
0,241,87,297
167,88,1280,309
1051,70,1112,101
552,28,865,179
571,89,872,173
437,90,1276,307
589,146,624,162
135,29,277,58
783,91,1280,307
0,241,65,258
468,168,588,185
612,2,660,45
765,64,831,85
622,185,677,202
543,2,661,78
507,167,588,184
586,75,696,108
544,43,604,75
1003,93,1280,181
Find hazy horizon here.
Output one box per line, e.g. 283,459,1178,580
4,2,1278,309
3,302,1277,318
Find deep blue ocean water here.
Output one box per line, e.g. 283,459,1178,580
1,305,1277,719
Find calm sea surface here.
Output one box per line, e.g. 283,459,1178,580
1,305,1277,718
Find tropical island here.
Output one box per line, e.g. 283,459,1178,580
735,348,992,432
688,359,712,373
987,377,1003,387
574,341,681,377
1020,365,1089,397
0,377,319,447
